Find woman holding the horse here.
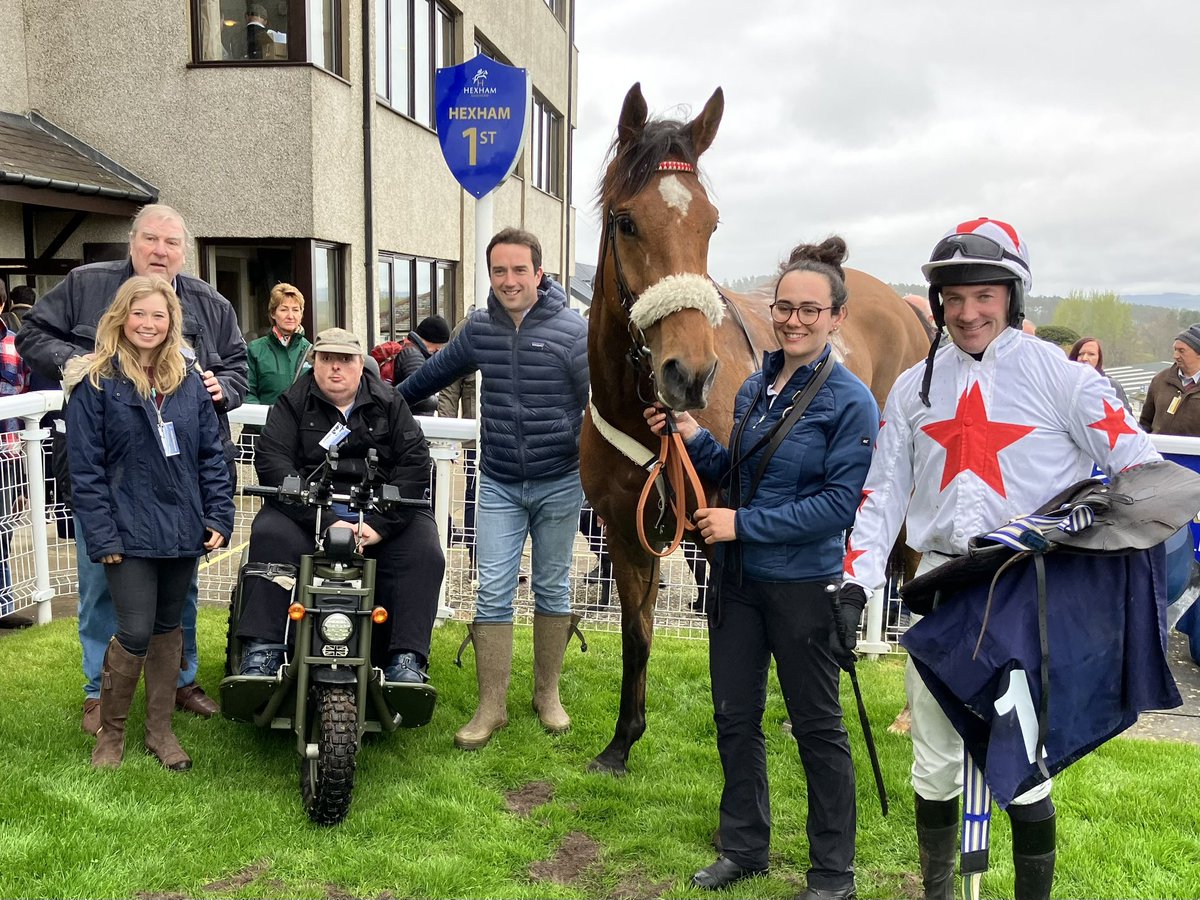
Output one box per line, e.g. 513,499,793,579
645,238,878,899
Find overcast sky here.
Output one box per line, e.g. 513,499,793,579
570,0,1200,297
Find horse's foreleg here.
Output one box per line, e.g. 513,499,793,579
588,537,657,776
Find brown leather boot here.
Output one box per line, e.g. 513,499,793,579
91,639,144,769
454,623,513,750
143,629,192,772
531,613,572,734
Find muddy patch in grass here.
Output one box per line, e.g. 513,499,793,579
529,830,602,886
609,871,675,899
201,859,271,893
505,780,554,816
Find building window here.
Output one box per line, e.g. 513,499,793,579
543,0,563,22
192,0,345,76
532,94,563,198
312,243,344,334
377,0,455,127
308,0,342,73
473,34,504,63
200,241,297,340
379,253,456,341
199,238,344,339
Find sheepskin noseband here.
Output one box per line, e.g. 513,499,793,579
628,273,725,331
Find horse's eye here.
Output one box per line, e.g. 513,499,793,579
616,215,638,237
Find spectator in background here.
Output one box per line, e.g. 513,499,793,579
17,203,247,732
1069,336,1130,412
903,293,935,329
245,283,311,408
1140,324,1200,436
7,284,35,328
0,281,14,331
395,315,450,416
0,304,30,625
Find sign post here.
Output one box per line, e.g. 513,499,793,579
435,57,530,311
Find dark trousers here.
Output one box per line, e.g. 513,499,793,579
235,504,444,662
104,556,198,656
709,575,856,889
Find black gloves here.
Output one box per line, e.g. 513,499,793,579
830,582,867,670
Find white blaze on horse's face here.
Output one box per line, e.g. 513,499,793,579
657,175,693,218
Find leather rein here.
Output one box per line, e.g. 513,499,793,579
596,159,707,559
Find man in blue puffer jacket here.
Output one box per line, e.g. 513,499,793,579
400,227,588,750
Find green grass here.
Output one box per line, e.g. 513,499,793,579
1,609,1198,898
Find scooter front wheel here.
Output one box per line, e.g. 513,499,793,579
301,684,359,825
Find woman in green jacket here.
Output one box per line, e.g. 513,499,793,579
246,283,311,406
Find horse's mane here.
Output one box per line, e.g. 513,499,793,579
597,117,704,210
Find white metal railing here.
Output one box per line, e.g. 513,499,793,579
11,391,1194,649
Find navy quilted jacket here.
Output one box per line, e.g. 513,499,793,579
686,347,879,582
399,276,588,483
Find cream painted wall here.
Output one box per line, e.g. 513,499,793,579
0,0,29,113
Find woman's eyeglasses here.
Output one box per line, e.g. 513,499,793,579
769,303,831,325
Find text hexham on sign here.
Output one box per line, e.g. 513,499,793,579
435,58,529,199
446,106,513,120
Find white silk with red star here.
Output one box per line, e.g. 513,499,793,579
843,327,1160,591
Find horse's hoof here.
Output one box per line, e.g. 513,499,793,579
586,755,627,777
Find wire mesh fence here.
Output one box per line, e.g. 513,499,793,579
2,395,912,650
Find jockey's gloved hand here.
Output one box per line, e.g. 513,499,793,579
830,582,867,670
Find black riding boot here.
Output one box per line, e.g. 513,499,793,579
1010,808,1055,900
915,794,958,900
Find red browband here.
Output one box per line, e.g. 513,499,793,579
656,160,695,173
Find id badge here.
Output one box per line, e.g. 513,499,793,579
319,422,352,450
1168,394,1182,415
158,421,180,457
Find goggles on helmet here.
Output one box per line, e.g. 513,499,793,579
928,232,1030,278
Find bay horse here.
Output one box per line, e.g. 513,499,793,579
580,83,929,775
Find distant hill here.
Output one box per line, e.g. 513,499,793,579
1123,293,1200,310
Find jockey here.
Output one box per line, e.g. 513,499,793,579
835,218,1159,900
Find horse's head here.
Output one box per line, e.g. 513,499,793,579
596,83,725,412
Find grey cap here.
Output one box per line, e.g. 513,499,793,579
311,327,364,357
1177,324,1200,355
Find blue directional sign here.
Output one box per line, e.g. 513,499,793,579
435,58,530,199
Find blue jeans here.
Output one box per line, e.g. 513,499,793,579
474,470,583,623
75,514,199,698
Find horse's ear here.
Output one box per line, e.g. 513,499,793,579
689,87,724,158
618,83,648,146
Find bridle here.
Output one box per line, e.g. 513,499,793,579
594,159,708,558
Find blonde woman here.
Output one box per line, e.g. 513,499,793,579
67,276,234,771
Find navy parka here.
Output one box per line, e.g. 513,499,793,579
67,369,234,562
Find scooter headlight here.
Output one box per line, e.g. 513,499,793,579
320,612,354,644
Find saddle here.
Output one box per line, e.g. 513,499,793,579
901,459,1200,616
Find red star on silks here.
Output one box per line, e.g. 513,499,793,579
920,382,1035,498
843,543,867,577
1087,399,1137,450
858,489,872,511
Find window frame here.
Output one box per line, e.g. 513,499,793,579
378,251,457,342
376,0,456,128
531,92,564,198
189,0,346,77
196,237,346,339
